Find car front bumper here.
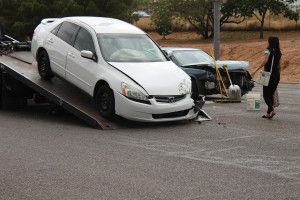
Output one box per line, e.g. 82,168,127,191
114,91,198,122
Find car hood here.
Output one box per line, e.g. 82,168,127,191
109,61,191,95
184,60,250,71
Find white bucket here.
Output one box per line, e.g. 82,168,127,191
247,93,260,110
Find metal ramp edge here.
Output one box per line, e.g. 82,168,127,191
0,52,120,130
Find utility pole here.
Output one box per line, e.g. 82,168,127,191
206,0,225,60
214,0,221,60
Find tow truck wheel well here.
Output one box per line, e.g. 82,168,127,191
93,80,109,101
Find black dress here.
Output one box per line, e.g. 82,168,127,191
263,48,281,114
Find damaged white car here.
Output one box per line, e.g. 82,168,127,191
31,17,198,122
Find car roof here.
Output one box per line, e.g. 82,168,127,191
64,16,145,34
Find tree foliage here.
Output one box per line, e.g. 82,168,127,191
151,0,173,39
249,0,299,39
150,0,299,39
152,0,252,39
0,0,299,41
168,0,214,39
0,0,136,40
220,0,253,26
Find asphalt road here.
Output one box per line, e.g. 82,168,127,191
0,83,299,200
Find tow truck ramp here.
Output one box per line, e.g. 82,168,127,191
0,52,122,130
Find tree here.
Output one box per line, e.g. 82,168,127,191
249,0,299,39
90,0,134,21
131,13,140,26
220,0,253,26
151,0,173,39
0,0,70,40
169,0,214,39
161,0,252,39
284,6,300,30
86,0,101,16
0,0,136,40
62,0,85,17
13,1,35,39
0,0,19,37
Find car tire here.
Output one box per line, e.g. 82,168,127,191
191,78,198,100
96,85,115,119
37,50,53,80
198,80,207,96
191,78,206,100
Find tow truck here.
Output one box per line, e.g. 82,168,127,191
0,22,211,129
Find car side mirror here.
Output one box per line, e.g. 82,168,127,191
164,50,173,58
81,50,97,62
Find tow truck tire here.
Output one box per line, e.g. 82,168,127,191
96,85,115,119
37,50,53,80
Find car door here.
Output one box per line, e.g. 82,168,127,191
65,27,98,95
46,21,79,78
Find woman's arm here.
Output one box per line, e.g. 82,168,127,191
251,54,269,76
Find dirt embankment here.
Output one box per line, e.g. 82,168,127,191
148,32,300,83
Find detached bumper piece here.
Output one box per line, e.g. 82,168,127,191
194,109,212,122
193,95,212,122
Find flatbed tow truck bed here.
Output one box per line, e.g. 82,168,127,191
0,51,122,130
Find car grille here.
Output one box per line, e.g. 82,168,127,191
152,109,190,119
154,95,186,103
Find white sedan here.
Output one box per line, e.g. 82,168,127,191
31,17,197,122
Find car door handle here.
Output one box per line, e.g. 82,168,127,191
68,52,75,58
47,38,53,43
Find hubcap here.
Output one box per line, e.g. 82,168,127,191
100,93,109,111
39,56,47,72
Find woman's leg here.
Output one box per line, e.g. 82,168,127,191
263,79,279,115
263,86,273,115
269,79,279,114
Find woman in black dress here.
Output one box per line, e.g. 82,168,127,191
252,36,282,119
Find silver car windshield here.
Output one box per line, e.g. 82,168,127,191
172,50,214,66
98,34,167,62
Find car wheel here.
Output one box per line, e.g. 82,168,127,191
37,50,53,80
191,78,206,100
96,85,115,119
191,78,198,100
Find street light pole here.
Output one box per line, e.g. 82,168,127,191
214,0,221,60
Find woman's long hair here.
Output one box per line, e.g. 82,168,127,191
268,36,281,59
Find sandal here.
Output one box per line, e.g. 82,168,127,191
269,111,276,119
262,114,271,118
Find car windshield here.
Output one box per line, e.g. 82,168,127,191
98,34,167,62
172,50,214,66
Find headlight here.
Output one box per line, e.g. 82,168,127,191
178,77,192,94
121,82,150,104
